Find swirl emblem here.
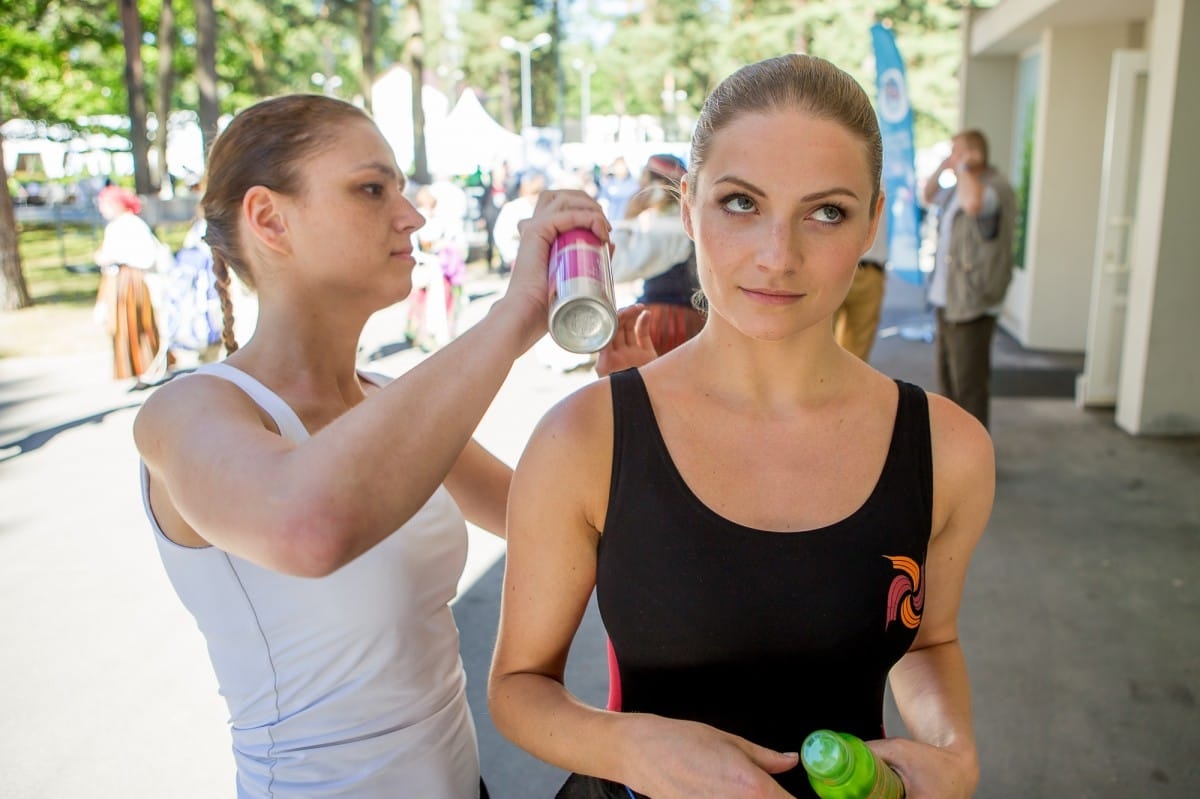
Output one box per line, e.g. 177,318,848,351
884,555,924,630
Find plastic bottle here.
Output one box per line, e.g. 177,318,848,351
546,228,617,353
800,729,905,799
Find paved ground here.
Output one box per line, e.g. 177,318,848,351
1,271,1197,798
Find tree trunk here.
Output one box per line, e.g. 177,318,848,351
554,0,565,136
119,0,153,196
0,136,34,311
155,0,176,193
405,0,429,185
359,0,377,114
195,0,219,155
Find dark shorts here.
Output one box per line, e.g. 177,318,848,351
554,773,647,799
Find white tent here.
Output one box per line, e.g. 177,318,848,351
371,65,450,172
425,90,523,176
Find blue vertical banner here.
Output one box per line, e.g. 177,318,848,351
870,22,923,286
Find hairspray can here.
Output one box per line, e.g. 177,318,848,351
547,228,617,354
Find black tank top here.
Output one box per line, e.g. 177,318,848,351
596,369,932,797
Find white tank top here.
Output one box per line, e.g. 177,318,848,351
143,363,480,798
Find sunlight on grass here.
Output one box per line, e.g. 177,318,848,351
2,221,192,358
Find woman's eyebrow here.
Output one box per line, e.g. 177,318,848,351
711,175,765,196
354,161,400,180
710,176,860,203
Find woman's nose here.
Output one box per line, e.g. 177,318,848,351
395,196,424,233
758,219,797,273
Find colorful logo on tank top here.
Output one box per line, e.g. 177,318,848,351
884,555,924,630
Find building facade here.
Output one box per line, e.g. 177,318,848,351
960,0,1198,435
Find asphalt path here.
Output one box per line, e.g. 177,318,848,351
0,283,608,799
4,273,1198,798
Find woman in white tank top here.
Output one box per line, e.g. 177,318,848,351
132,94,610,799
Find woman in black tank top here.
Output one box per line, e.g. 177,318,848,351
490,54,993,799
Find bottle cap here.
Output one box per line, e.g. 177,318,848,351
801,730,853,782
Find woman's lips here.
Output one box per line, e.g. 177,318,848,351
742,287,804,304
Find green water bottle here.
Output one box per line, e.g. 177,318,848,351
800,729,905,799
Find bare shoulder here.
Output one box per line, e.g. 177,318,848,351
513,375,617,535
522,375,614,464
925,391,995,543
926,391,994,477
132,372,271,465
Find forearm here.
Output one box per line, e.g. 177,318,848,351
923,160,951,207
890,641,978,766
295,298,537,563
490,672,633,781
922,174,942,207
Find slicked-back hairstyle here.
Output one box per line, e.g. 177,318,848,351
688,54,883,215
200,94,373,353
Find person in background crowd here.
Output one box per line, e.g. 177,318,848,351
478,166,504,272
608,153,703,360
93,184,173,388
131,93,609,799
488,53,990,799
407,185,468,350
162,213,224,368
833,190,888,361
598,156,640,222
922,128,1017,429
493,170,546,275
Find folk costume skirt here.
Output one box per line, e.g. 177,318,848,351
99,265,162,381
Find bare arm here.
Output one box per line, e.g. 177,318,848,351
922,158,951,207
488,383,799,799
135,191,610,576
444,438,511,538
869,393,993,798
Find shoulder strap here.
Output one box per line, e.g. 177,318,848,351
893,380,933,525
193,363,310,442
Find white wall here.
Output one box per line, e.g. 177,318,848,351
1117,0,1200,435
1017,22,1137,351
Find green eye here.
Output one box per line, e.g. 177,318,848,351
814,205,844,223
722,194,756,214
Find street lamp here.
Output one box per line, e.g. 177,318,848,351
572,60,597,143
500,32,552,133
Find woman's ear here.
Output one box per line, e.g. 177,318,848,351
680,176,695,240
242,185,292,255
862,190,885,254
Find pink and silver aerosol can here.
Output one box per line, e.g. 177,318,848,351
547,228,617,354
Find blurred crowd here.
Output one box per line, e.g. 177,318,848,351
81,150,698,389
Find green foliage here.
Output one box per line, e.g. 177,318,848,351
3,0,978,153
1,0,124,124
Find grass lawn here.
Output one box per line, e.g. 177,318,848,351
1,220,191,359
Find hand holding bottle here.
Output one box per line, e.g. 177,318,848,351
864,735,978,799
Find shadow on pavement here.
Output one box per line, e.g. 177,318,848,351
0,403,142,462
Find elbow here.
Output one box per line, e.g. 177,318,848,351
486,674,513,737
268,500,364,578
487,669,530,741
960,749,981,795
